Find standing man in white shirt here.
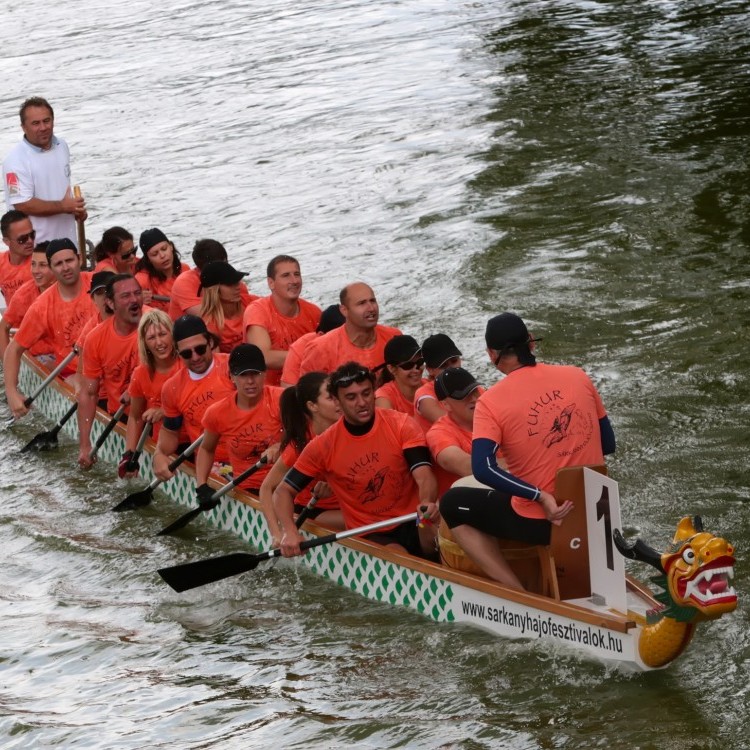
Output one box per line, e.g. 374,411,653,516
2,97,87,245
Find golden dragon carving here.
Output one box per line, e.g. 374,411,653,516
614,515,737,668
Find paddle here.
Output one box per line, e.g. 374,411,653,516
156,455,269,536
294,492,320,528
157,511,419,592
5,348,78,426
73,185,89,269
152,295,171,303
20,402,78,452
120,422,151,476
88,403,127,462
112,434,204,512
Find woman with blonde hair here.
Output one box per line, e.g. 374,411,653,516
198,260,253,352
119,309,181,477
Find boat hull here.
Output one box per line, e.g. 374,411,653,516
16,355,656,671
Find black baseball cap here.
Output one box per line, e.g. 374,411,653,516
434,367,481,401
173,314,208,343
139,227,169,253
383,335,421,365
200,261,247,288
421,333,462,368
485,312,539,366
229,343,266,375
45,237,78,261
90,271,116,295
316,304,345,333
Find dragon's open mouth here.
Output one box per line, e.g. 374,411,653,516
679,560,736,605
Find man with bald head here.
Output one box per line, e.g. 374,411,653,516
299,281,401,375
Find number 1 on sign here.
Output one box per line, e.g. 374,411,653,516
583,468,627,613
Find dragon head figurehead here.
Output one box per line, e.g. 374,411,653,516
614,515,737,623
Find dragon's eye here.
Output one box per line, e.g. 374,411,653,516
682,548,696,564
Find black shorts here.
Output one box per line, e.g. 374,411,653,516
364,519,425,557
293,502,326,520
440,487,550,546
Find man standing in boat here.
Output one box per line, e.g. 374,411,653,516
3,238,95,418
152,314,235,480
2,97,86,245
298,282,401,377
244,255,321,386
274,361,439,559
439,312,616,589
77,274,145,469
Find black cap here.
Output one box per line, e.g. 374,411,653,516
485,312,538,366
45,237,78,261
173,314,208,343
90,271,116,295
199,261,247,288
435,367,482,401
229,343,266,375
421,333,462,368
384,335,421,365
317,304,345,333
139,227,169,254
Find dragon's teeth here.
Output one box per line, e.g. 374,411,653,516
704,570,714,582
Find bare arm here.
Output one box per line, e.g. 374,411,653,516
259,456,290,546
3,339,30,418
374,396,393,410
246,325,287,370
275,480,305,557
417,396,447,425
124,395,146,452
76,375,100,469
153,427,180,480
195,431,220,485
435,445,473,478
14,187,85,218
0,320,11,358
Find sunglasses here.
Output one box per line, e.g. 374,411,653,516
178,343,209,359
396,358,425,371
14,230,37,244
119,248,137,260
331,369,371,389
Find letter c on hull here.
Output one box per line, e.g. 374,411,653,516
570,537,581,550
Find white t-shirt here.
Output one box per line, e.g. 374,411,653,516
2,136,77,245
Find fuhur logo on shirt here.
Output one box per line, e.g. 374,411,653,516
61,309,90,345
184,390,213,423
5,172,19,196
361,467,389,504
526,390,594,456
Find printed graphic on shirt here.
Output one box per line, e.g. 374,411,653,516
5,172,19,196
525,391,594,457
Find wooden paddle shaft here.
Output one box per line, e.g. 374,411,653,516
73,185,89,268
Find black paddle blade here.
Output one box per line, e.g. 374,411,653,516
157,552,265,592
111,486,155,512
20,429,59,453
156,506,205,536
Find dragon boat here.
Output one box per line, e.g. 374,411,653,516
14,353,738,671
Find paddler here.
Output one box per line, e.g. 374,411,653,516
439,312,616,589
274,361,439,559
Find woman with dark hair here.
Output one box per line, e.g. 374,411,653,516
259,371,343,544
134,227,189,312
374,334,426,418
93,226,138,275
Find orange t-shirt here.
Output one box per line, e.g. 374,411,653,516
128,359,182,442
375,379,427,418
202,387,284,490
135,263,190,312
292,409,426,531
280,426,339,510
82,316,140,413
243,296,322,386
473,363,607,519
13,274,95,376
160,353,235,462
0,252,32,307
299,324,402,376
280,331,319,385
168,268,257,320
93,259,117,273
3,280,52,357
426,414,473,497
205,312,246,353
413,380,442,433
